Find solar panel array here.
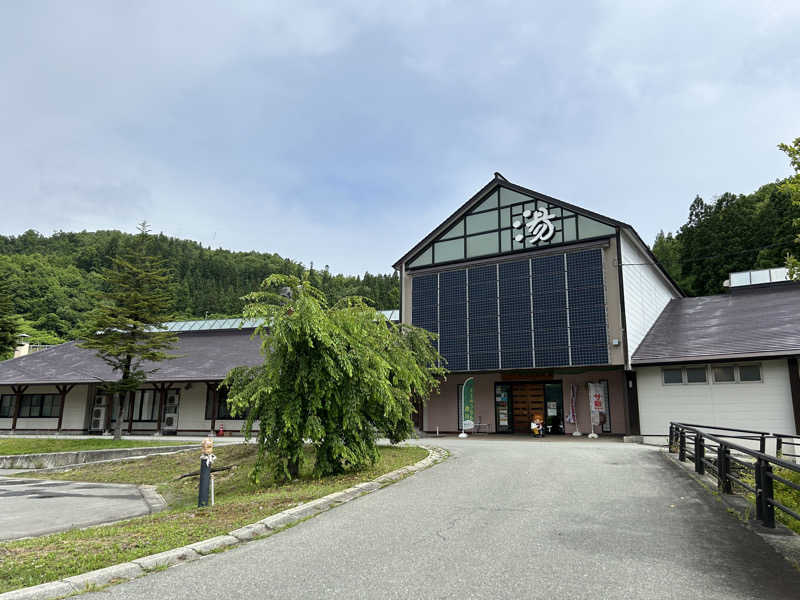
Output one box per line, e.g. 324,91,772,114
439,270,467,371
467,265,499,370
411,248,608,371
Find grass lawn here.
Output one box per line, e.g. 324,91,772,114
0,438,194,456
1,443,428,593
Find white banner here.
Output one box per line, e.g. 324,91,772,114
588,382,605,427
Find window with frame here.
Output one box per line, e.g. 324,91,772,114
0,395,14,418
132,390,159,422
662,368,683,385
17,394,61,418
738,364,762,382
712,366,736,383
685,366,707,384
205,386,235,420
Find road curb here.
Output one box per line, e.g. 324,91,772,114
0,445,447,599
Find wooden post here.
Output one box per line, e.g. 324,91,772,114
55,384,75,432
207,381,218,434
127,390,135,434
153,383,167,434
10,385,28,431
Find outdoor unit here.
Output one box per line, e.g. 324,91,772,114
90,403,107,432
162,392,180,433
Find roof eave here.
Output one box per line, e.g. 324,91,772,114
631,349,799,366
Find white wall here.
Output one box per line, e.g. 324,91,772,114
636,360,796,436
0,384,90,431
620,230,679,359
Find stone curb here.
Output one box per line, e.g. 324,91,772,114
0,446,201,470
0,445,447,600
138,485,167,514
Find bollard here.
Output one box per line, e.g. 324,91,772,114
198,437,215,508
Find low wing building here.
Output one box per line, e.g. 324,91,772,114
0,320,263,435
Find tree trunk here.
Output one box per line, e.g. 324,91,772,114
114,392,124,440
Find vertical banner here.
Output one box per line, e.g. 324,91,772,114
587,382,607,436
462,377,475,431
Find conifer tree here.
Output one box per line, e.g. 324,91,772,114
79,222,178,439
0,276,20,359
224,274,444,483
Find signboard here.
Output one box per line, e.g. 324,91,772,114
587,382,607,428
495,385,510,432
462,377,475,431
512,208,556,244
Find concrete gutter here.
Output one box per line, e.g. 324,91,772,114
0,445,200,469
0,445,447,600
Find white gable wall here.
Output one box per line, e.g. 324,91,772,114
620,230,679,360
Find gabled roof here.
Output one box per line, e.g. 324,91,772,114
0,329,263,386
631,284,800,365
393,173,630,270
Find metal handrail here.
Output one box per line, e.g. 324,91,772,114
670,422,800,530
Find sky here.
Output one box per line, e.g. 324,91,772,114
1,1,799,275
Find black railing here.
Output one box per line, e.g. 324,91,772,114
669,422,800,529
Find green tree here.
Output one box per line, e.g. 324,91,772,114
78,223,178,439
779,138,800,279
224,274,444,483
0,276,21,359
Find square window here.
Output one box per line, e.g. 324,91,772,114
662,368,683,385
685,367,707,384
713,366,735,383
738,365,762,382
466,232,499,257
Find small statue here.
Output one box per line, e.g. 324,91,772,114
201,437,214,455
531,414,544,437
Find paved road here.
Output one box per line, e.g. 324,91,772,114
0,477,151,540
87,438,800,599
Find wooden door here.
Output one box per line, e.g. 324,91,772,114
511,383,546,433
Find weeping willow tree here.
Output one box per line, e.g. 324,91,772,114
224,274,444,483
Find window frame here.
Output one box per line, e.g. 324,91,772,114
662,367,684,385
737,363,763,383
0,395,14,418
15,394,61,418
662,363,764,386
684,366,708,385
205,385,235,420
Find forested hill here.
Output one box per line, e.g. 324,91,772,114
0,229,399,344
652,177,799,297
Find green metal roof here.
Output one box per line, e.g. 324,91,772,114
161,318,263,332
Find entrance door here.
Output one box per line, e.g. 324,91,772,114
511,383,546,433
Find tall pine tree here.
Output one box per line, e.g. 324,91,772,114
79,222,178,439
0,276,20,359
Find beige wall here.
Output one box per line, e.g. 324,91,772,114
0,384,91,431
423,368,628,435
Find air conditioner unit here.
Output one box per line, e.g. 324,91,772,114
90,406,107,432
162,400,179,433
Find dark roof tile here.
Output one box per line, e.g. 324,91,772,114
0,330,263,385
631,284,800,364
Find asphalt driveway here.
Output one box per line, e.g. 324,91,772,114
0,477,152,540
85,438,800,599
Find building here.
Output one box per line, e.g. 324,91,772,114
394,173,682,435
632,268,800,437
0,319,263,435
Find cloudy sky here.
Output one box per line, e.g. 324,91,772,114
2,1,799,274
